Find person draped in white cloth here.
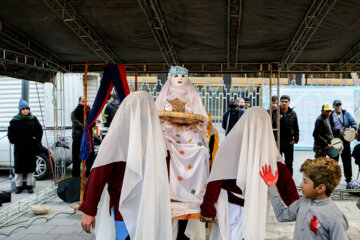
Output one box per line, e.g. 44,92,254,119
156,66,210,240
79,91,172,240
200,107,299,240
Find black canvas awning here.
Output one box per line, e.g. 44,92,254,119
0,0,359,82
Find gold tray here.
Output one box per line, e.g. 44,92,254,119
158,111,205,125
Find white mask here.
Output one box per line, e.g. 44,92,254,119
171,74,186,87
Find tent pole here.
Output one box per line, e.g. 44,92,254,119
276,63,281,150
135,68,138,91
80,63,88,204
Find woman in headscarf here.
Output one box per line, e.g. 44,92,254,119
8,99,43,194
79,91,172,240
200,107,299,240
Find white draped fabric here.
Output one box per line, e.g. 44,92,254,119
156,68,209,239
209,107,281,240
156,72,209,210
93,91,172,240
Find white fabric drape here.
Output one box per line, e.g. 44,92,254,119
209,107,281,240
93,91,172,240
156,72,210,206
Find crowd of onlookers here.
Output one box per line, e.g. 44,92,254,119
223,96,359,184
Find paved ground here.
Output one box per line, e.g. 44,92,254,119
0,151,359,239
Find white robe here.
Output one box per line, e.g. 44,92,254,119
156,75,209,212
208,107,283,240
156,72,209,240
92,91,172,240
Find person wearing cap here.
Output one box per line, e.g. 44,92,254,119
7,99,43,194
222,100,245,135
313,104,334,158
276,95,299,175
243,97,251,110
329,100,357,183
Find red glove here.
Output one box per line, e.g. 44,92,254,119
260,164,278,188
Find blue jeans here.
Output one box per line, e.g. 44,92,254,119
112,207,129,240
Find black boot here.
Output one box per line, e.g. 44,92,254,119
27,186,33,194
15,186,23,194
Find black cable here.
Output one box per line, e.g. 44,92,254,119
0,211,75,237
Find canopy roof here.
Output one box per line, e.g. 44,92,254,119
0,0,360,82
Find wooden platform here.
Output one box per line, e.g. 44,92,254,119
172,213,200,220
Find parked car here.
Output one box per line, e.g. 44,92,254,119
1,132,101,180
0,131,73,180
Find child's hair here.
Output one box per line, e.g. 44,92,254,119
300,157,341,196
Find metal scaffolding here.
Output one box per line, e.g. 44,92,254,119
0,21,68,72
227,0,243,69
138,0,179,66
339,43,360,71
1,48,62,72
69,62,360,74
42,0,120,64
281,0,338,70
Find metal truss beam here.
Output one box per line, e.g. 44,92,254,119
0,48,60,72
43,0,120,64
138,0,179,66
338,43,360,70
281,0,337,70
0,20,68,72
227,0,243,69
70,62,360,73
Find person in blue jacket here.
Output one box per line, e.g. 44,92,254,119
329,100,358,183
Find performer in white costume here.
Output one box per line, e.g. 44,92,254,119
156,66,209,239
80,91,172,240
201,107,298,240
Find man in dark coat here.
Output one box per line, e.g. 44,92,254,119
313,104,334,158
104,94,119,127
275,95,299,175
268,95,278,140
222,100,245,135
8,99,43,194
329,100,358,183
71,96,93,177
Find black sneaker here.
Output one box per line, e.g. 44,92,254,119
15,186,23,194
27,186,34,194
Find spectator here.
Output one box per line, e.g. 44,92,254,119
271,95,278,109
277,95,299,175
268,96,278,140
243,97,251,110
261,157,348,239
236,98,245,109
104,94,120,127
71,96,93,178
313,104,333,158
222,100,245,135
8,99,43,194
329,100,357,183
